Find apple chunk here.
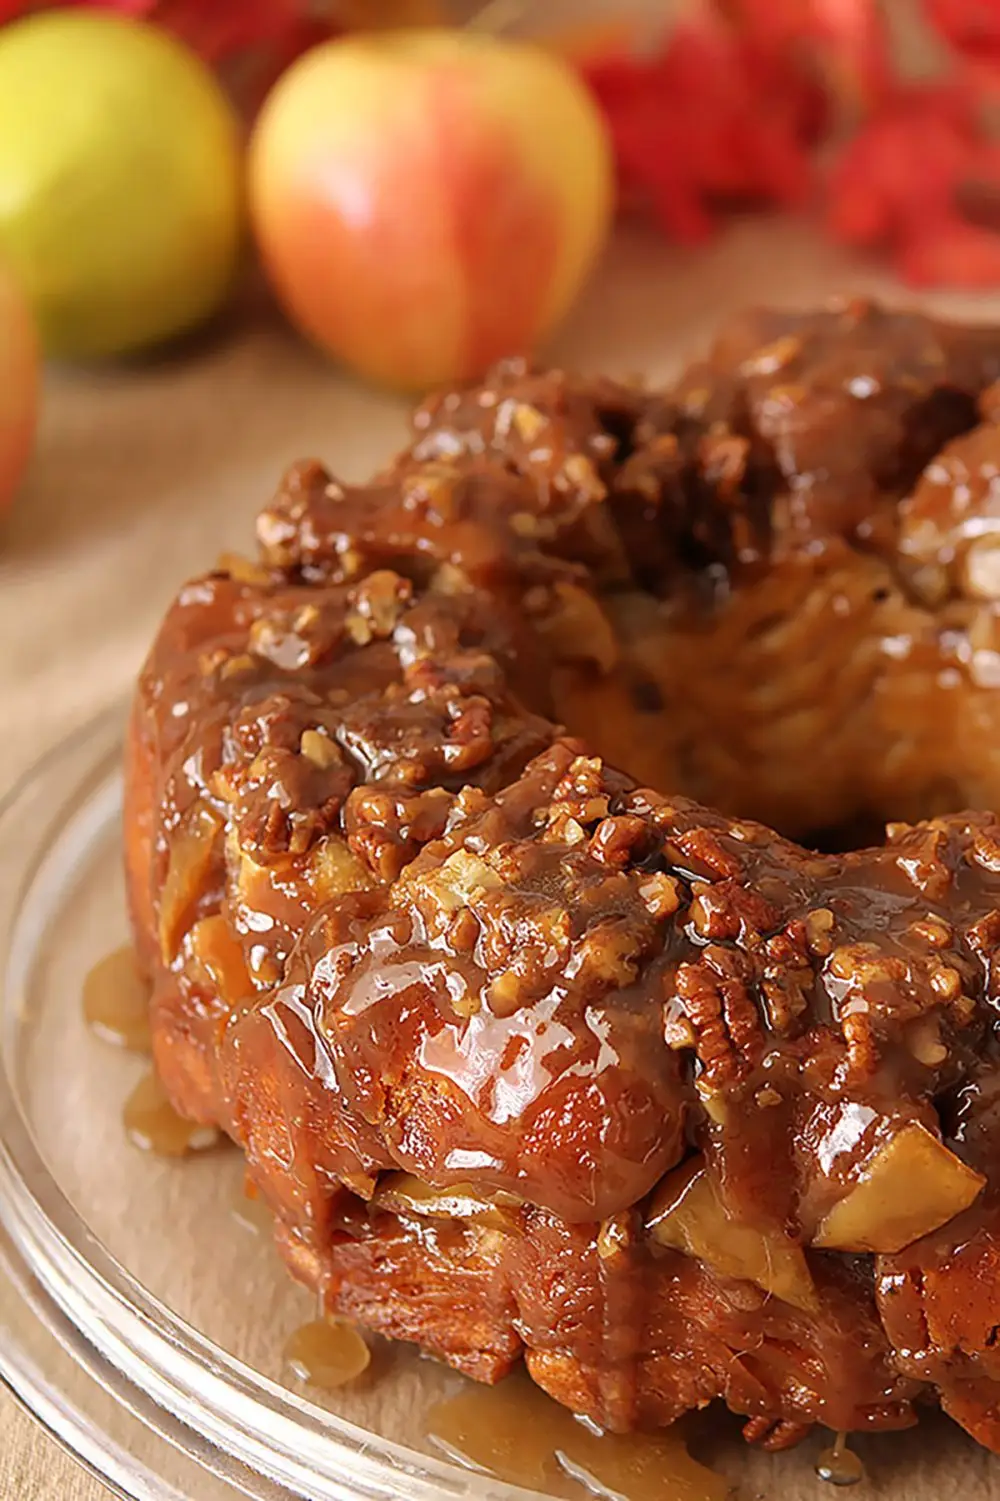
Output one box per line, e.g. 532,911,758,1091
646,1159,818,1312
371,1172,522,1231
158,800,224,963
186,914,253,1006
813,1123,985,1255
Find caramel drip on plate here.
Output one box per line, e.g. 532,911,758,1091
83,945,152,1052
283,1319,371,1389
815,1432,866,1487
427,1372,729,1500
123,1070,219,1157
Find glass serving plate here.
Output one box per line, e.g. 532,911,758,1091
0,708,995,1501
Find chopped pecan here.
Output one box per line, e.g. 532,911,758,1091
669,946,765,1084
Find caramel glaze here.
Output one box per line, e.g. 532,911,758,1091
83,945,152,1052
123,1069,219,1157
815,1432,865,1487
427,1370,728,1499
282,1318,370,1389
126,300,1000,1457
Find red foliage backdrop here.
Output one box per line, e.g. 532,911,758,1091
4,0,1000,286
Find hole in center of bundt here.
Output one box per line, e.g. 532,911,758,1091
799,816,897,855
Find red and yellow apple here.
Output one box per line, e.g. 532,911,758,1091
0,256,37,514
249,27,613,390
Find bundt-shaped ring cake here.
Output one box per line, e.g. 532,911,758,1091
127,299,1000,1454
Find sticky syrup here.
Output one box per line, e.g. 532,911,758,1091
429,1374,554,1490
557,1427,730,1501
83,945,152,1052
283,1319,371,1390
816,1432,866,1487
427,1371,728,1501
123,1070,219,1157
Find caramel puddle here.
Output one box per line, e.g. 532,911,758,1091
123,1070,219,1157
816,1432,866,1487
428,1371,729,1500
83,945,151,1052
283,1319,371,1390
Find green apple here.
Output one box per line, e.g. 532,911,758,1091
0,11,243,359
